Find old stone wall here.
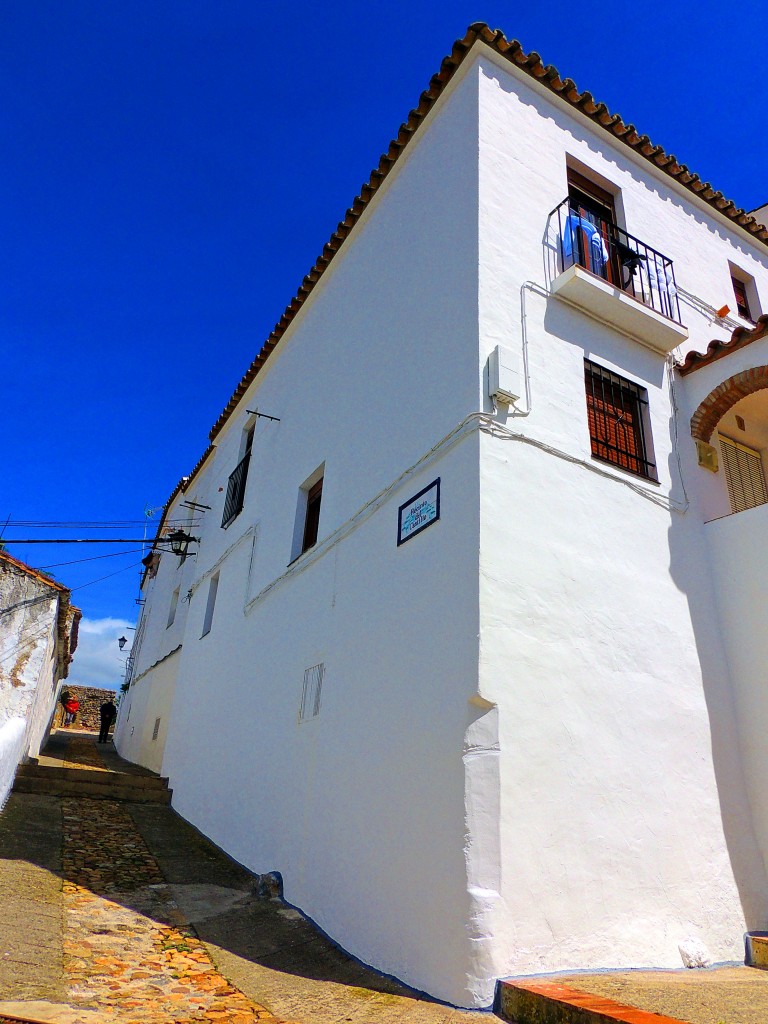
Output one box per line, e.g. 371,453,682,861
55,685,117,732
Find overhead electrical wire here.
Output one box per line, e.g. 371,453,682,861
37,549,146,570
1,519,198,529
71,560,145,593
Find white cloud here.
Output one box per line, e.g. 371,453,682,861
68,617,134,690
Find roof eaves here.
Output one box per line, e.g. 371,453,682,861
0,549,71,594
677,314,768,375
203,22,768,451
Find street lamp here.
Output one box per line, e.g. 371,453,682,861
167,530,193,558
118,636,128,651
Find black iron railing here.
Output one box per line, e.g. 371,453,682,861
551,198,682,324
221,453,250,527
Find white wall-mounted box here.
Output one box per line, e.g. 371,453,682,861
488,344,521,404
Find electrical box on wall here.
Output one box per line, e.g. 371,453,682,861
488,345,521,404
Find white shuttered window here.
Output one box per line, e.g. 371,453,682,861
299,663,324,722
719,435,768,513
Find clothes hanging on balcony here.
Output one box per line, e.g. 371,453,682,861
561,212,609,273
641,256,677,316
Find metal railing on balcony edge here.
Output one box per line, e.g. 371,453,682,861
551,198,683,324
221,453,250,527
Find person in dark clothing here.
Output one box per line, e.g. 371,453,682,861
98,699,117,743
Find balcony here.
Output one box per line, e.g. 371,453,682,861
549,198,689,352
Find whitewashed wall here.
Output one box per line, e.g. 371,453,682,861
474,48,768,985
0,567,60,764
126,44,768,1008
115,648,180,774
115,474,208,768
157,64,486,1008
706,502,768,882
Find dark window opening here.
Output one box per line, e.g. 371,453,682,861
732,276,752,320
567,169,618,285
584,360,657,481
302,478,323,553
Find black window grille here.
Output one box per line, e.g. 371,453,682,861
584,360,657,481
221,428,254,528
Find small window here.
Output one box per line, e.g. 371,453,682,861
731,276,752,320
719,435,768,513
584,360,657,481
201,572,219,637
291,467,325,562
152,717,161,741
166,587,180,629
729,265,760,323
299,663,324,722
302,478,323,553
567,168,618,284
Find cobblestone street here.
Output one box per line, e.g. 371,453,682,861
0,731,491,1024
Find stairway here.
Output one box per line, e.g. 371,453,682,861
13,761,172,804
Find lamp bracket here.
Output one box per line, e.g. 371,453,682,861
245,410,281,423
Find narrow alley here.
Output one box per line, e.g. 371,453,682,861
0,729,491,1024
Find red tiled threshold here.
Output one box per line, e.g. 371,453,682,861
497,978,687,1024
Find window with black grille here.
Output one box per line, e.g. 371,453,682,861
584,360,657,481
221,426,254,528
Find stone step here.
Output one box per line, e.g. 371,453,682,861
15,764,170,789
496,979,688,1024
12,774,172,804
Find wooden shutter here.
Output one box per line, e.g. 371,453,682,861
719,435,768,513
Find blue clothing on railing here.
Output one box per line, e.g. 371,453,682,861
562,211,609,271
641,255,677,317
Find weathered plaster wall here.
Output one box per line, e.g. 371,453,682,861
0,563,59,764
53,685,117,731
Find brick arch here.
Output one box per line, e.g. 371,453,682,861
690,365,768,442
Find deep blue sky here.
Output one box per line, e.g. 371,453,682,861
3,1,767,633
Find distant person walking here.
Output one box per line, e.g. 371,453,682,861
98,698,117,743
63,697,79,727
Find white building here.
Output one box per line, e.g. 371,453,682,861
0,550,80,803
116,23,768,1009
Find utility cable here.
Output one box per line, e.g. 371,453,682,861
37,549,146,570
71,561,145,593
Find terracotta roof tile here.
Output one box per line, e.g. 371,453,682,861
677,314,768,374
0,549,80,679
0,548,70,593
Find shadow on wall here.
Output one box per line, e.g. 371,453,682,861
666,442,768,932
1,729,462,1013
